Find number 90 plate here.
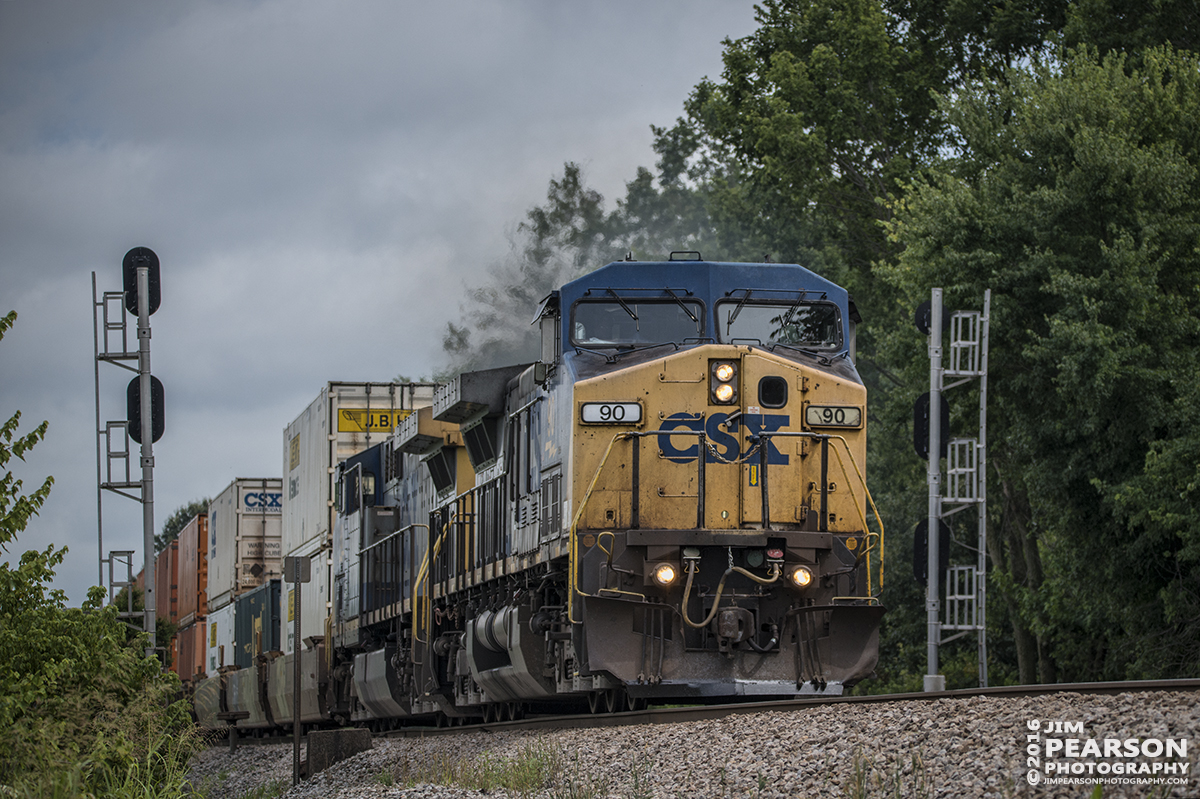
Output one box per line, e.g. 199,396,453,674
805,405,862,428
580,402,642,424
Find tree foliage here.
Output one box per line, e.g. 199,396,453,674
442,1,1200,686
155,497,210,553
1,310,197,796
883,45,1200,680
1,312,53,554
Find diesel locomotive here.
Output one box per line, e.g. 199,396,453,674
195,255,885,731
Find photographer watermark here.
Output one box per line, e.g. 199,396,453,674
1024,718,1191,789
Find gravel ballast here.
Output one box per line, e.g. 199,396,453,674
186,690,1198,798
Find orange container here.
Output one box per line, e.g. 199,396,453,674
155,540,179,625
176,620,207,684
178,513,209,627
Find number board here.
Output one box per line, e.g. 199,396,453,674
580,402,642,424
805,405,863,428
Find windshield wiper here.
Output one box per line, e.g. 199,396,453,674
726,289,752,334
664,288,698,323
767,341,834,366
606,289,639,324
610,341,680,360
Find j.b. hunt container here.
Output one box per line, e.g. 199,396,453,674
207,478,283,612
283,382,437,556
281,382,437,655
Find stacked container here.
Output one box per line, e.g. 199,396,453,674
155,540,178,625
208,478,284,613
155,540,180,674
206,602,236,674
234,578,282,667
176,513,209,683
281,382,435,654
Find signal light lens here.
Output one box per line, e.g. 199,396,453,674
790,565,814,589
714,383,735,402
714,363,735,382
652,563,678,587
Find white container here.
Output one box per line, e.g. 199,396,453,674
283,382,436,557
207,477,284,612
281,536,330,655
206,602,236,673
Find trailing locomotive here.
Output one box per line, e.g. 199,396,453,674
196,255,885,731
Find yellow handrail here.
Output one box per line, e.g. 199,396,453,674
826,435,886,593
412,518,451,654
568,432,634,623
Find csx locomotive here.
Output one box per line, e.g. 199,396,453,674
195,255,885,730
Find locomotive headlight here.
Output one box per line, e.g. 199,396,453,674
789,565,815,589
710,360,738,405
652,562,679,587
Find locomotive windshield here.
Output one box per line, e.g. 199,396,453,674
571,299,704,348
717,299,842,349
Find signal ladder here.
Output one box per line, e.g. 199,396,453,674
932,293,991,686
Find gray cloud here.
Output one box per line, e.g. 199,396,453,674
0,0,758,604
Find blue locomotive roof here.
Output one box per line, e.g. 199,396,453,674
558,259,852,357
560,260,847,306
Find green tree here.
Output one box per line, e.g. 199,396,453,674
883,45,1200,681
155,497,210,553
1,312,53,553
1,310,198,795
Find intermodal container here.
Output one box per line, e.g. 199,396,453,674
206,602,236,674
283,382,436,556
280,536,328,656
177,513,208,627
175,620,207,684
234,578,281,668
155,539,179,625
208,478,284,612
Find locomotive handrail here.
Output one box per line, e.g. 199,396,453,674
569,425,886,621
750,430,886,593
412,517,453,656
568,431,634,623
360,522,428,619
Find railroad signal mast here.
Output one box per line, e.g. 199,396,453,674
92,247,164,658
916,288,991,690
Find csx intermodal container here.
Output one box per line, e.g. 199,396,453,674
283,382,437,556
208,478,283,612
234,578,281,668
154,539,179,625
177,513,208,628
176,620,207,684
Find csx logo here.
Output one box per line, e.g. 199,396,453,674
658,412,790,464
244,492,283,509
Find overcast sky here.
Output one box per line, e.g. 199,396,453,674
0,1,760,605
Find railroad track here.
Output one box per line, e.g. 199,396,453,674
379,678,1200,738
212,678,1200,749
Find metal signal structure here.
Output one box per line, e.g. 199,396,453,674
92,247,164,658
917,288,991,690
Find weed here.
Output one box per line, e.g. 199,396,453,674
548,751,610,799
842,748,932,799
